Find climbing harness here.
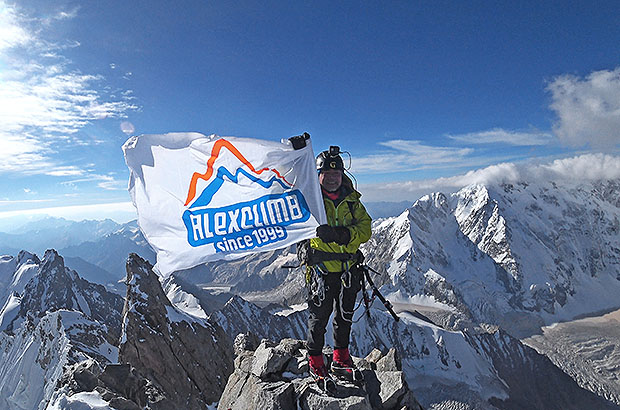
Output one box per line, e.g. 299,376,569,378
290,247,400,322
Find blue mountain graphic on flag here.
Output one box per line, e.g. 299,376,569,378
189,165,291,209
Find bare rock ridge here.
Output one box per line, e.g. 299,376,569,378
218,333,424,410
56,252,235,409
108,253,234,409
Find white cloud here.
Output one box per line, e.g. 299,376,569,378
447,128,553,146
0,1,137,176
61,174,126,190
359,153,620,202
379,140,474,158
0,2,33,52
351,139,474,173
534,153,620,181
548,67,620,148
0,69,134,134
46,166,85,177
96,175,127,191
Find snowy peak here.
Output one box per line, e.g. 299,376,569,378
20,249,80,319
451,180,620,315
2,250,41,293
212,294,307,342
363,178,620,339
7,249,123,339
0,249,123,409
122,253,172,328
59,220,156,284
414,191,450,214
17,249,40,265
452,184,520,285
113,220,146,244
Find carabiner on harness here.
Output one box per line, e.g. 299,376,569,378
307,264,327,307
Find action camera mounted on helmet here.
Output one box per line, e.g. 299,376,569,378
317,146,344,171
329,145,340,157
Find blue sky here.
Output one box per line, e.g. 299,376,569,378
1,0,619,223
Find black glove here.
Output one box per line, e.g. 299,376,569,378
316,224,337,243
333,226,351,245
316,225,350,245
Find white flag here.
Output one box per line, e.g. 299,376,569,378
123,132,326,276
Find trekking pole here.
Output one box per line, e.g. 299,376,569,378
362,265,400,322
360,270,371,318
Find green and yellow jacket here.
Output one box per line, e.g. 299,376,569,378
310,178,372,273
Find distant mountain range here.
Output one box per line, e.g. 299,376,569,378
0,179,618,409
0,218,155,294
0,217,119,256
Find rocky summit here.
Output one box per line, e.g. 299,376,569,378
219,333,423,410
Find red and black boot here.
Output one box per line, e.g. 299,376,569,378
331,348,364,383
309,354,337,395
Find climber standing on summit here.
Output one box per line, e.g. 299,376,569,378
299,146,372,391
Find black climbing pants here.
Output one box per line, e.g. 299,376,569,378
306,269,362,357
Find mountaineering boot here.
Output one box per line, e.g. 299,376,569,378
331,348,364,383
309,354,337,395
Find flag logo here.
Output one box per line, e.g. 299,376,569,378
182,139,311,252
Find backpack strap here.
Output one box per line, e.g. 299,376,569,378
346,200,357,224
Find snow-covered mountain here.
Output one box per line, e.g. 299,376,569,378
0,219,156,292
170,177,620,408
0,250,123,409
362,179,620,336
178,178,620,333
0,249,235,409
206,285,615,409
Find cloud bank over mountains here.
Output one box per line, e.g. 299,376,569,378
360,153,620,202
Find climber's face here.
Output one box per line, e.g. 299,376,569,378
319,169,342,192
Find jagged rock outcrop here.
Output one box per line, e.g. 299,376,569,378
218,335,423,410
104,253,234,409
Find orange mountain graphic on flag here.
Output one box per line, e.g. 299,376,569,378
185,138,292,206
